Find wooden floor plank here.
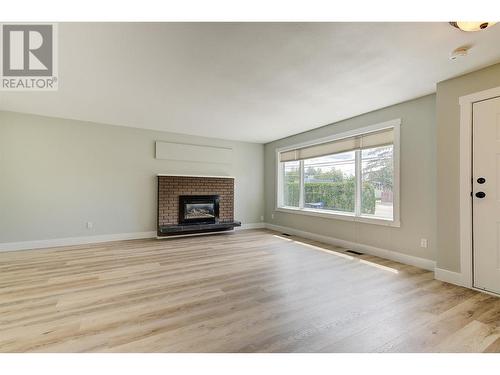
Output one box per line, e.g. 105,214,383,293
0,229,498,352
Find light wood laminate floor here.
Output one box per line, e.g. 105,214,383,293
0,229,499,352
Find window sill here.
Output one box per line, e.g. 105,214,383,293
275,206,400,227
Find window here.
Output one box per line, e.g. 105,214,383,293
276,120,399,225
282,160,300,207
361,145,394,219
304,151,356,213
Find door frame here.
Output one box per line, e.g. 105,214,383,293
459,86,500,290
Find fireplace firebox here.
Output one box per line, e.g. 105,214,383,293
179,195,220,225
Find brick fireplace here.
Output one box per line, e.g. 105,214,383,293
157,175,239,236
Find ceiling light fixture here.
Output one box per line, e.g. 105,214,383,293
450,21,497,32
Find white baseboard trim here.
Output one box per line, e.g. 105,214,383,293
237,222,266,230
0,231,157,252
0,222,471,290
0,223,266,252
265,223,436,271
434,268,467,287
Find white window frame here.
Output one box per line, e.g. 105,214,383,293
275,119,401,227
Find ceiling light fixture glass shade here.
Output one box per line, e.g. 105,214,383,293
450,21,497,31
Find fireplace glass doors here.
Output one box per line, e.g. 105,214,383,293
178,195,220,224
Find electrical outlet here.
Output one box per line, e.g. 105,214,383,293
86,222,93,230
420,238,428,248
271,213,274,220
260,215,264,221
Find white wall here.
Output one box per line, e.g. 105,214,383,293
264,95,437,262
0,111,264,244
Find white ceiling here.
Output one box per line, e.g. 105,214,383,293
1,22,500,143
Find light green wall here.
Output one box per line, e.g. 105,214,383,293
264,94,437,261
436,63,500,272
0,111,264,243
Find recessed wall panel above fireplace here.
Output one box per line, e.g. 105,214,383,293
155,141,233,164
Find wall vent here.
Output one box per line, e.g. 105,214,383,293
345,250,364,255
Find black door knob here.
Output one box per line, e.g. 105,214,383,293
477,177,486,184
475,192,486,198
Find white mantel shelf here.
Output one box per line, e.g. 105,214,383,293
157,174,235,179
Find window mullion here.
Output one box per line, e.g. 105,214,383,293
355,149,362,217
299,160,305,209
277,161,283,208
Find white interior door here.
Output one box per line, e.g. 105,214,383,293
473,96,500,295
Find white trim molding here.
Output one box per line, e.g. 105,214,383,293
0,231,157,252
236,222,266,230
0,223,266,252
265,223,435,271
434,268,468,287
457,85,500,290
